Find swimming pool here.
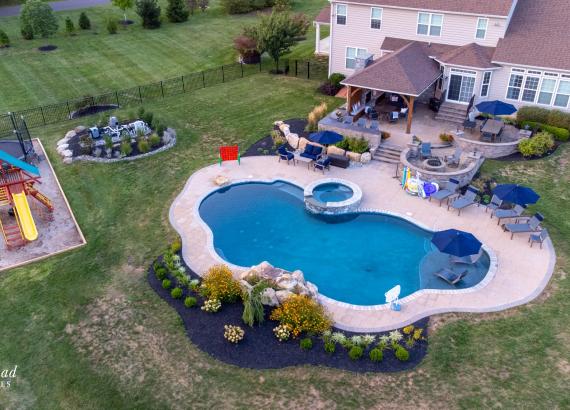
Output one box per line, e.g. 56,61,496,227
199,181,490,306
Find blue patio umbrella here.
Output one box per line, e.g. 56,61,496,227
493,184,540,205
308,130,344,145
476,100,517,116
431,229,482,257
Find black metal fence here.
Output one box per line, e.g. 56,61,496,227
0,58,328,138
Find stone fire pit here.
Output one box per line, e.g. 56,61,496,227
423,157,446,171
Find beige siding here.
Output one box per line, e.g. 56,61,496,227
329,2,507,76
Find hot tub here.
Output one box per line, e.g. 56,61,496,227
304,178,362,215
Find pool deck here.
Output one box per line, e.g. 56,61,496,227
169,157,555,332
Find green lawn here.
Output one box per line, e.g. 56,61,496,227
0,74,568,408
0,0,327,111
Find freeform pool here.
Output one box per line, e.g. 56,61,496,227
199,181,490,306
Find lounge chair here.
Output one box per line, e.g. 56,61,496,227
504,213,544,239
300,144,323,161
389,112,399,123
434,268,467,285
485,194,503,215
277,145,294,165
450,251,482,264
430,178,460,206
529,228,549,249
313,157,331,174
420,142,432,159
494,204,525,225
445,148,462,167
448,186,479,216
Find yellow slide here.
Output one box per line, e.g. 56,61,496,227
12,192,38,241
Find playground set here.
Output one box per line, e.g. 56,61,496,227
0,149,53,249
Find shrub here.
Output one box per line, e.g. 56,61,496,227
329,73,346,88
170,238,182,253
324,341,336,354
336,138,350,150
136,0,162,29
348,345,363,360
106,18,119,34
380,131,391,140
166,0,189,22
78,12,91,29
21,25,34,40
200,265,243,303
198,0,209,12
137,139,150,153
395,346,410,362
65,17,75,35
220,0,273,14
300,338,313,350
369,348,383,362
518,106,570,133
273,324,290,341
439,133,454,143
189,279,200,292
149,133,161,148
171,287,183,299
270,130,286,149
242,281,269,327
0,30,10,48
162,279,172,289
348,137,369,154
156,123,166,137
155,267,167,280
184,296,197,308
270,294,332,337
518,131,555,157
224,325,245,343
141,111,154,128
201,298,221,313
20,0,59,38
120,141,133,156
305,102,328,132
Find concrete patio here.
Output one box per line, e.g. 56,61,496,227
170,156,555,332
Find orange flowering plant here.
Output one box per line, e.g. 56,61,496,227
200,265,243,303
269,295,332,337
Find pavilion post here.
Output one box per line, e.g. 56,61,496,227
402,95,415,134
315,23,321,54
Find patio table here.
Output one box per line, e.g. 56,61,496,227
481,119,504,141
294,153,313,170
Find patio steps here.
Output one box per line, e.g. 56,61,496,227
373,143,403,164
435,102,468,125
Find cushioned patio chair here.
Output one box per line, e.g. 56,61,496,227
300,144,323,161
529,228,549,249
494,204,525,225
485,194,503,215
389,112,399,123
420,142,432,159
313,157,331,174
277,145,294,165
434,268,467,285
430,178,460,206
448,186,479,216
445,148,462,167
504,213,544,240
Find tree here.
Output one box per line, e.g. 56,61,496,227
166,0,189,23
19,0,59,39
78,12,91,30
135,0,161,29
187,0,197,15
0,29,10,48
112,0,135,23
249,10,309,71
198,0,209,12
65,17,75,35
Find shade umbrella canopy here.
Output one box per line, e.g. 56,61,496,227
431,229,482,257
476,100,517,116
493,184,540,205
308,130,344,145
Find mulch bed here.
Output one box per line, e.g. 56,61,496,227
70,104,119,119
119,19,134,25
148,256,429,372
494,141,562,162
38,45,57,52
243,118,309,157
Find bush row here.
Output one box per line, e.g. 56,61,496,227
517,106,570,141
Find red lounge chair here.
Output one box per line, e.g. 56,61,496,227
219,145,240,166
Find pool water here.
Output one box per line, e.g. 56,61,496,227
312,183,353,203
199,181,490,306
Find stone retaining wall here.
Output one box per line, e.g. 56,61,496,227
455,136,521,159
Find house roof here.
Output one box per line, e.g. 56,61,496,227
493,0,570,71
337,0,515,17
341,41,442,96
314,5,331,24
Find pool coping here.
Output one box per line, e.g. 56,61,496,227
304,178,363,213
169,158,556,332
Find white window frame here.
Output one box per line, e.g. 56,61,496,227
505,68,570,108
480,71,492,97
370,7,382,30
336,4,347,25
345,46,367,70
417,12,443,37
554,79,570,108
475,17,488,40
521,74,541,103
537,76,557,106
506,69,525,101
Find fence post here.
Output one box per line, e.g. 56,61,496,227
222,65,225,83
202,71,206,88
181,75,185,92
295,60,298,77
115,91,120,106
40,106,46,125
241,63,244,78
160,81,165,98
66,101,71,118
307,61,310,79
138,86,143,103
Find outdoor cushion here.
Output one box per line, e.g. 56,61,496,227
313,146,323,156
304,144,315,155
327,145,345,156
298,138,310,151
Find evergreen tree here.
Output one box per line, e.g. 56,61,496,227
20,0,59,38
65,16,75,35
198,0,209,12
0,29,10,48
78,12,91,30
166,0,189,23
135,0,161,29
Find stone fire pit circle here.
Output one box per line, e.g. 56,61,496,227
422,158,446,171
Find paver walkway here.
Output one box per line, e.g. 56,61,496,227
0,0,110,17
170,156,555,332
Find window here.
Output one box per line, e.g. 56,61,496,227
537,78,557,105
336,4,347,25
371,7,382,29
346,47,367,69
506,72,524,100
554,80,570,108
476,18,488,39
417,12,443,36
481,71,492,97
522,75,540,102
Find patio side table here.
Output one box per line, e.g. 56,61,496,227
294,153,314,170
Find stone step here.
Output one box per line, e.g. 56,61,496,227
372,155,400,164
377,146,403,154
437,107,467,117
434,113,465,125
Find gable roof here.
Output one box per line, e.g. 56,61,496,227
314,5,331,24
341,41,442,96
493,0,570,71
337,0,515,17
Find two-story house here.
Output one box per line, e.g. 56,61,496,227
313,0,570,133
